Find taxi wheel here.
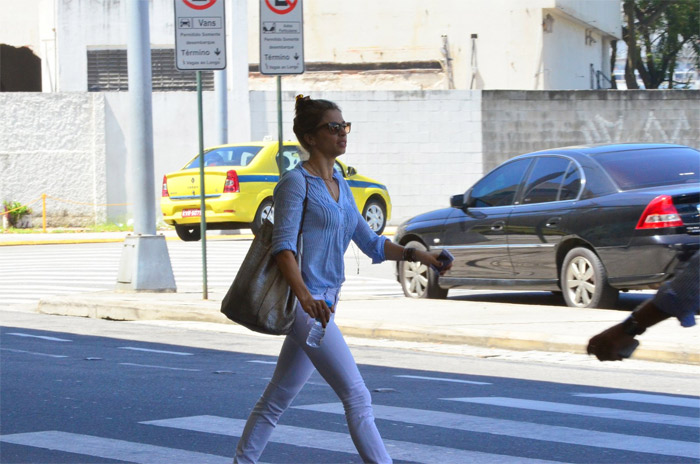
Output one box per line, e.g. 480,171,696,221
251,199,274,236
175,225,201,242
398,240,448,299
362,198,386,235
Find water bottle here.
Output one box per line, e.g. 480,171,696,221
306,300,333,348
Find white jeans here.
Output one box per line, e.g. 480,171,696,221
234,288,392,464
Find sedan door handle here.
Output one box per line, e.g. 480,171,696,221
490,221,505,231
545,217,561,228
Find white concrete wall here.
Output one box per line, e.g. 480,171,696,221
0,92,107,226
0,90,482,226
249,90,483,221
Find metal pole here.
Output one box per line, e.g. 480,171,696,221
117,0,176,293
128,0,156,236
197,70,209,299
215,69,228,145
276,75,283,175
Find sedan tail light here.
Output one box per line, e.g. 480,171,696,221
636,195,683,229
161,175,169,197
224,170,240,193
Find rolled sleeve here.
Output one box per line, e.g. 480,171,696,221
271,170,306,257
352,209,388,263
652,252,699,327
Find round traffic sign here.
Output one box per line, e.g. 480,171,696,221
182,0,217,10
264,0,298,15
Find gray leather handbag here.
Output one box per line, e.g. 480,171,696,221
220,181,308,335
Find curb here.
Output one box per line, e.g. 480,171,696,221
36,295,699,365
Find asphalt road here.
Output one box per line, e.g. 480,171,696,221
1,311,698,464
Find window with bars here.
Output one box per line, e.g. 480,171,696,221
87,48,214,91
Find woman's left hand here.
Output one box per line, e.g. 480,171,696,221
416,250,452,275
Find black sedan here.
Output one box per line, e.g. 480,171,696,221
394,143,700,308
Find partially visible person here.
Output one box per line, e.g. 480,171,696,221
587,251,699,361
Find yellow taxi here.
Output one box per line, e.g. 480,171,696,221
161,141,392,241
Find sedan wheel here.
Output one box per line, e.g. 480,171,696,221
561,247,618,308
363,199,386,235
398,241,448,299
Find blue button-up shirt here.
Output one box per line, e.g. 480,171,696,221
271,164,388,294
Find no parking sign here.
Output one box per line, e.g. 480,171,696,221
260,0,304,75
174,0,226,70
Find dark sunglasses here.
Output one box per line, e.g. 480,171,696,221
315,121,352,135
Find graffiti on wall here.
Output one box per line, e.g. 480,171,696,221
583,111,696,145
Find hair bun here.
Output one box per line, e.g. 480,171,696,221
295,94,310,111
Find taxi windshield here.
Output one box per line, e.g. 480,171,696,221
185,146,263,169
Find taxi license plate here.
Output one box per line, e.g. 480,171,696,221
181,209,201,218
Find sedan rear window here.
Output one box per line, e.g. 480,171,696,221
594,147,700,190
185,146,263,169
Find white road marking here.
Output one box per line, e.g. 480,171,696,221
246,360,277,365
6,332,72,342
0,348,68,358
0,431,229,464
119,363,200,372
573,392,700,408
294,402,700,459
396,374,491,385
143,415,562,464
445,397,699,427
118,347,193,356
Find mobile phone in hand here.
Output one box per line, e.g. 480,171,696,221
430,249,454,273
618,339,639,359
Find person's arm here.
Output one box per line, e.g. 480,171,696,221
586,299,671,361
274,250,333,327
383,240,451,275
587,251,698,361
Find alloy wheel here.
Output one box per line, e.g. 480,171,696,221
402,260,430,298
564,256,596,307
365,203,385,232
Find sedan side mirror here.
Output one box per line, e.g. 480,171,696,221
347,166,357,177
450,194,465,208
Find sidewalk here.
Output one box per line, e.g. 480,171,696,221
4,230,699,365
34,288,700,365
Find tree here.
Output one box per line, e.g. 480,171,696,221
619,0,700,89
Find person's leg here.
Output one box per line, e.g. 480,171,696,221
234,307,315,463
300,292,392,464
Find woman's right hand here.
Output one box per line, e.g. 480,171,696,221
299,296,334,327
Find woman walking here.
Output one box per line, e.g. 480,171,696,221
234,95,450,464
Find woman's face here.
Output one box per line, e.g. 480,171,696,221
307,109,348,158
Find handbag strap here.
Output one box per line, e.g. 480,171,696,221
298,177,309,236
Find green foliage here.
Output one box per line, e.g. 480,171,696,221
622,0,700,89
2,201,32,228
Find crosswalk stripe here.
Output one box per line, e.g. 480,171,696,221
294,402,699,459
573,392,700,408
1,241,403,305
396,374,491,385
142,415,562,464
444,397,699,427
0,431,229,464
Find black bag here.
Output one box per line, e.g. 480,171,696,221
220,180,308,335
